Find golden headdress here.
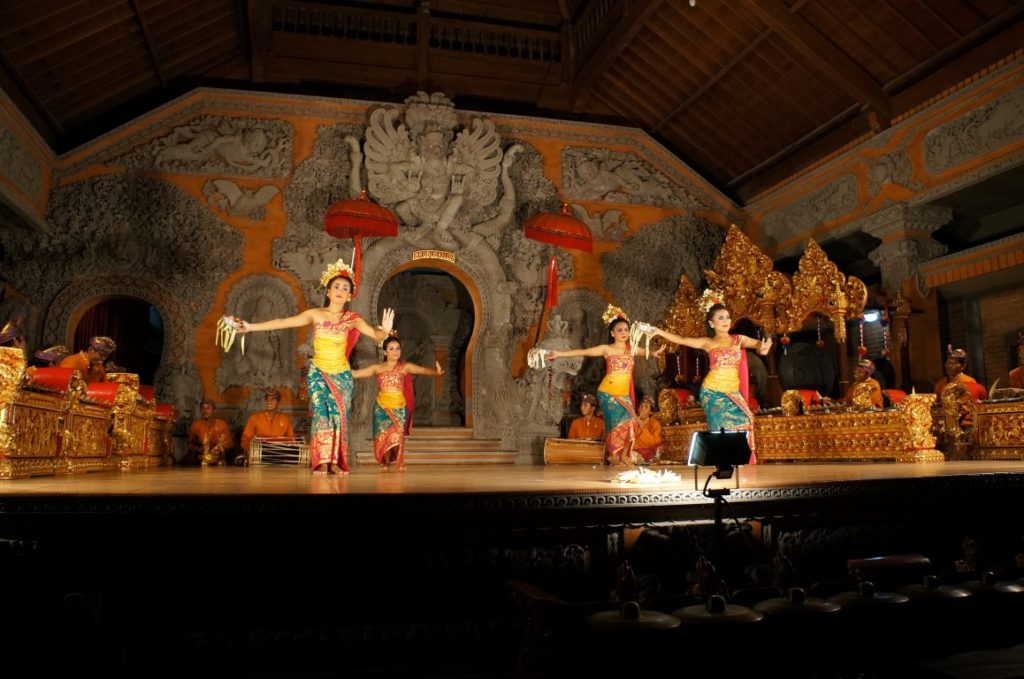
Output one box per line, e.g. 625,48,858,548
602,304,629,326
698,288,725,314
320,257,356,293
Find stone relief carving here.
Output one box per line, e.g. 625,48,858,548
119,115,293,178
570,204,629,241
0,123,41,201
561,147,701,209
924,85,1024,173
602,214,723,327
862,204,950,296
759,174,859,251
204,179,280,220
275,123,365,306
520,314,580,427
1,173,242,394
215,275,300,392
0,296,37,353
868,147,919,195
165,361,204,421
361,91,522,246
551,287,611,405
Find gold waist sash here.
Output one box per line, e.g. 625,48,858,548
703,367,739,393
599,372,631,397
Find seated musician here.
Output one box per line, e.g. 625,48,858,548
0,319,25,351
632,394,664,464
186,398,235,466
568,393,604,441
59,336,116,383
239,388,295,465
844,358,884,408
1009,334,1024,390
934,345,986,401
34,345,69,367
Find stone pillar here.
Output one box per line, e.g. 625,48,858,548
864,204,950,297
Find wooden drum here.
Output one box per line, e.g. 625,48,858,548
543,438,605,465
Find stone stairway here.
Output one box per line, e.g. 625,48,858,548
355,426,518,465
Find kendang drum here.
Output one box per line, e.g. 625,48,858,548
543,437,604,465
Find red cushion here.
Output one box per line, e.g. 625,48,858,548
85,382,119,405
154,403,177,420
25,367,76,392
138,385,156,403
797,389,820,408
884,389,907,404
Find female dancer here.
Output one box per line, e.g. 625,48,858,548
352,334,444,471
546,305,648,466
648,303,771,463
237,258,394,475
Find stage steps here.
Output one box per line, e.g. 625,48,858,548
355,426,517,465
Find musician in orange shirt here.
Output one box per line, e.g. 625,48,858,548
240,388,295,463
568,393,604,441
59,336,115,383
187,399,235,466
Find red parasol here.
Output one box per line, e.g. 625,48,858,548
523,203,593,311
324,189,399,289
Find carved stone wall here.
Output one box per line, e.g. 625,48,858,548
215,275,300,392
861,204,951,296
119,115,294,178
924,85,1024,173
759,174,859,251
0,122,41,202
602,214,723,325
561,147,702,209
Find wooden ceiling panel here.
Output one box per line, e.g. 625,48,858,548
803,0,905,82
0,0,1019,200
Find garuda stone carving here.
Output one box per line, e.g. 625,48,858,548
362,91,521,246
204,179,279,221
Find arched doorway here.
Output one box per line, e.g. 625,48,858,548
378,267,476,427
72,296,165,385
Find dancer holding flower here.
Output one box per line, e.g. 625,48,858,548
645,293,771,463
236,258,394,475
546,305,652,466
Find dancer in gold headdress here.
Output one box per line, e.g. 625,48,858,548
236,258,394,475
545,305,660,466
351,333,444,471
646,296,772,463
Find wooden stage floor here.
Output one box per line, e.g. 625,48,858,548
3,459,1024,497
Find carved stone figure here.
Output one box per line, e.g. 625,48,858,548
122,116,293,178
204,180,280,220
362,92,521,246
562,147,700,209
215,275,299,392
570,204,629,241
522,315,580,427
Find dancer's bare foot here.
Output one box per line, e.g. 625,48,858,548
396,464,406,471
313,464,328,476
378,463,389,472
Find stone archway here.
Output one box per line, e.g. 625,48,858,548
44,275,192,402
349,238,515,446
378,262,479,427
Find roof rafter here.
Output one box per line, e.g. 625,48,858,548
570,0,665,110
129,0,166,86
743,0,892,130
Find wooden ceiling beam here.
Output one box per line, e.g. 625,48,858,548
743,0,892,129
129,0,166,86
246,0,270,82
570,0,664,109
0,43,63,138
